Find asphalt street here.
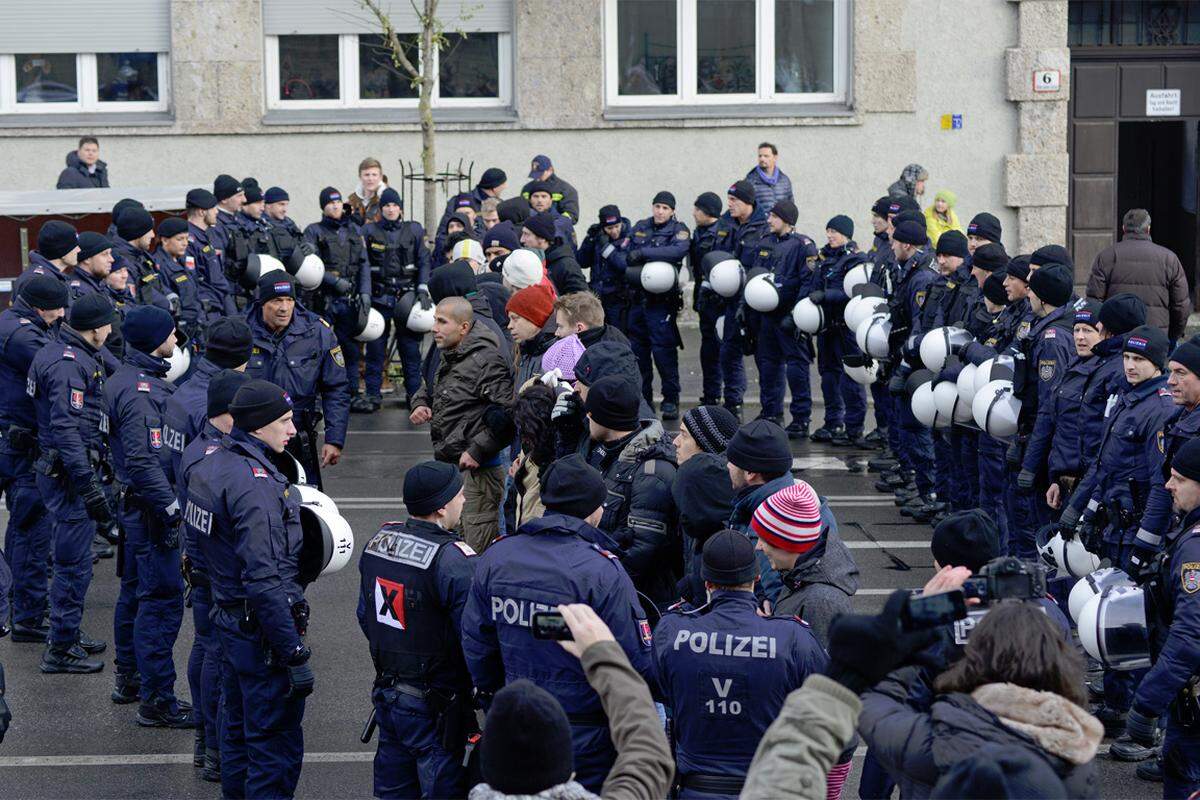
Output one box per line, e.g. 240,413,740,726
0,332,1158,799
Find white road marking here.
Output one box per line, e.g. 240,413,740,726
0,752,374,768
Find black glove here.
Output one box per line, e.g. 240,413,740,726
333,278,353,296
808,290,826,305
285,646,315,699
160,507,182,549
1058,504,1081,533
626,250,645,266
1125,708,1158,747
1004,441,1022,468
1016,469,1035,491
358,292,371,310
825,590,939,694
80,480,115,529
0,663,9,744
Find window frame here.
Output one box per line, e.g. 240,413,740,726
0,52,170,114
603,0,850,108
264,33,513,111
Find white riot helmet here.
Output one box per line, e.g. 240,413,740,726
1043,532,1102,579
715,315,725,340
842,353,878,386
294,484,354,584
639,261,676,294
844,295,888,333
166,345,191,383
792,297,824,334
708,257,744,298
744,273,779,312
956,363,978,407
292,253,325,290
246,253,286,284
842,263,872,297
354,307,386,342
933,379,972,424
394,291,435,334
857,313,892,359
271,450,309,486
919,327,973,372
1078,585,1152,671
1068,567,1134,623
910,380,948,429
973,355,1015,395
971,379,1021,438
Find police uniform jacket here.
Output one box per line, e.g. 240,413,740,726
461,512,655,716
356,518,476,692
0,297,55,433
111,238,176,314
152,249,202,330
187,221,237,317
1038,353,1099,482
264,215,305,264
162,356,222,483
107,347,178,512
887,250,938,361
362,218,431,311
653,590,826,782
29,325,109,483
67,269,127,368
812,243,865,326
13,252,70,301
689,221,719,284
1159,403,1200,483
245,303,351,448
712,210,767,270
185,427,305,658
1014,304,1076,464
868,233,897,297
1076,336,1128,460
579,217,632,298
178,421,222,580
961,299,1033,366
302,216,371,304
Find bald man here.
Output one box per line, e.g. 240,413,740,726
411,298,515,552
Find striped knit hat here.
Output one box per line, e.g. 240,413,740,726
751,481,823,554
681,405,739,454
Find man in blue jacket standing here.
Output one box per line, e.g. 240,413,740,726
744,143,793,214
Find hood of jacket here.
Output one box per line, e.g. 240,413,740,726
468,780,596,800
615,418,674,464
971,683,1103,765
781,520,860,598
671,452,735,544
66,150,107,171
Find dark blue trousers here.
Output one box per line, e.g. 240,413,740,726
571,722,618,793
35,474,94,647
952,428,980,510
374,320,424,400
816,329,866,431
977,435,1011,549
697,294,726,403
188,584,221,747
122,506,185,704
869,381,891,434
898,404,935,493
756,320,812,423
2,452,50,626
371,687,466,799
1163,722,1200,799
719,304,747,405
628,301,681,405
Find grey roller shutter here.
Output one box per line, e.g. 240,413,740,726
0,1,171,53
263,0,513,35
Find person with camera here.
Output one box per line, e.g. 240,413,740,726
356,460,477,799
1124,437,1200,798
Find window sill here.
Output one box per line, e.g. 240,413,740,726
602,102,855,121
0,111,174,128
261,106,519,126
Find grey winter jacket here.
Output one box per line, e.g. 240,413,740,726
771,526,860,648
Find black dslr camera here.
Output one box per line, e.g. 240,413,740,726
962,556,1047,606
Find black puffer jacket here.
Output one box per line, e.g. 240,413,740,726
546,242,590,295
670,452,735,605
56,150,109,189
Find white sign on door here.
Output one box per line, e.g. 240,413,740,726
1146,89,1181,117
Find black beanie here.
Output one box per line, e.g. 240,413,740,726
37,220,78,260
540,454,607,519
702,529,758,585
888,196,921,217
207,369,251,419
583,374,641,430
652,190,676,210
1171,335,1200,378
871,196,892,218
428,260,477,302
122,305,176,354
117,207,154,241
967,212,1002,244
727,180,756,206
229,379,293,433
1028,262,1073,307
258,272,298,302
971,243,1009,272
1073,299,1102,330
498,196,533,225
1172,438,1200,483
478,167,507,190
936,230,969,259
892,220,925,246
825,214,853,238
481,679,574,794
158,216,188,239
379,187,401,208
681,405,739,454
1031,244,1073,269
77,231,113,261
726,419,792,476
931,509,1001,572
205,317,254,368
403,460,464,516
243,184,264,204
893,210,926,230
598,204,621,226
695,192,723,218
319,186,342,209
264,186,289,204
523,212,558,243
69,292,117,330
1098,292,1147,335
214,174,242,201
186,188,218,210
1124,325,1170,370
982,273,1009,306
20,273,69,310
1004,254,1032,282
112,197,144,222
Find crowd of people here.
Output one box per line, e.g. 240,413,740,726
0,136,1197,800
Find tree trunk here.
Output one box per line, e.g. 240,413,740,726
420,0,439,236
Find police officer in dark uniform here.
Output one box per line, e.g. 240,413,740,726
1126,438,1200,798
1079,294,1149,458
13,220,78,299
111,206,178,314
713,181,768,419
245,273,350,489
152,218,203,344
177,369,250,782
28,293,118,673
360,187,430,412
579,204,633,335
0,276,68,645
463,454,655,793
357,460,478,798
616,191,690,420
105,306,192,725
185,379,313,799
654,530,827,798
210,174,247,272
186,188,239,318
689,192,724,405
263,187,306,263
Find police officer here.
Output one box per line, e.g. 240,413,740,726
28,292,118,673
210,174,247,270
1126,437,1200,798
186,188,239,318
462,454,655,793
863,197,898,451
263,187,306,264
245,273,350,488
185,379,312,799
752,200,817,437
0,276,68,645
69,232,114,303
360,187,430,412
357,461,478,798
13,220,78,298
111,207,176,313
713,181,768,418
177,369,250,782
579,204,633,335
1079,294,1149,459
689,192,725,405
106,306,191,726
654,530,826,798
152,218,203,345
618,191,690,420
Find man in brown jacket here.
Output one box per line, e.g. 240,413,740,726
411,297,514,551
1087,208,1191,342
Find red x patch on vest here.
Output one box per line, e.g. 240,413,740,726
375,577,406,630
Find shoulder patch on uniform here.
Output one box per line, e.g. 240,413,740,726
205,444,220,455
915,290,926,307
18,317,30,324
320,318,332,328
1038,359,1056,381
675,229,689,240
638,618,653,646
590,543,620,561
1183,562,1200,594
1018,320,1032,338
453,540,476,556
61,348,75,360
69,388,84,409
251,466,269,478
1044,328,1056,339
149,427,163,449
136,381,151,392
331,346,344,367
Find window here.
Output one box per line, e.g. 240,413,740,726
605,0,848,107
266,33,511,110
0,52,169,113
1068,1,1200,46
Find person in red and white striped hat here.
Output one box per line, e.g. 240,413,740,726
751,480,860,649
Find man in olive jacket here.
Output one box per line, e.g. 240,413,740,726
411,297,515,552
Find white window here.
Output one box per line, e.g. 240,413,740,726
0,52,170,114
604,0,849,107
265,33,512,110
